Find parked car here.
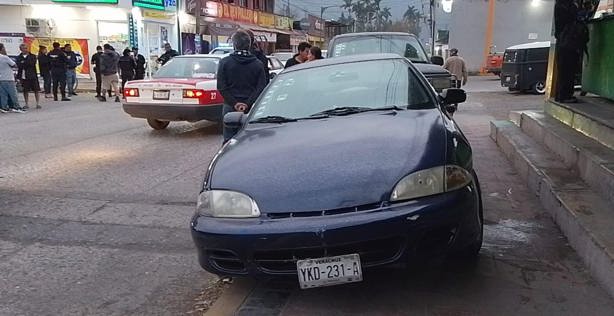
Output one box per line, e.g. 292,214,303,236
485,52,503,77
272,51,294,65
191,54,483,289
501,42,550,94
122,55,225,130
209,47,234,55
327,32,453,92
267,55,284,79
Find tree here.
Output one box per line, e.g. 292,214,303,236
402,5,422,36
340,0,392,32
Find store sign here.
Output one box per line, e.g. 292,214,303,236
275,15,292,30
253,31,276,43
258,12,275,28
128,14,138,48
24,37,90,74
133,0,165,11
53,0,117,3
290,35,308,46
308,15,324,35
143,9,175,21
0,33,24,56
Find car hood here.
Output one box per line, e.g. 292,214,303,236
209,109,447,213
414,63,450,76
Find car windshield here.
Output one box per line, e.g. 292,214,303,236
330,35,429,63
153,57,219,79
250,59,432,121
504,50,517,63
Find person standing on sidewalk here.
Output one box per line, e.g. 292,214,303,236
157,43,179,66
38,45,52,99
16,43,41,109
443,48,468,88
49,42,70,101
0,43,26,113
118,48,136,94
217,30,267,143
91,46,103,99
64,44,78,97
133,47,146,80
99,44,121,102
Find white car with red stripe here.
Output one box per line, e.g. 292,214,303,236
122,55,225,130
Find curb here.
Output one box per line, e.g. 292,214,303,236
206,278,257,316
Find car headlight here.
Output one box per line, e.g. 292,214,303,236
429,77,452,91
391,165,473,202
196,190,260,218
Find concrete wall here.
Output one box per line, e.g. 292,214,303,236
449,0,554,72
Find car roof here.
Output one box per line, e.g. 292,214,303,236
332,32,418,39
175,54,225,59
282,53,405,73
506,41,551,50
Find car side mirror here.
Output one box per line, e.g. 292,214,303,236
431,56,444,66
440,88,466,105
223,112,246,128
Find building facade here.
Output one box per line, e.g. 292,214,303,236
0,0,178,77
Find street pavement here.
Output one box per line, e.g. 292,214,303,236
1,76,613,315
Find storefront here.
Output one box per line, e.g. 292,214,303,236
306,14,325,48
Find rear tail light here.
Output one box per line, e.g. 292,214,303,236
182,89,224,105
124,88,139,97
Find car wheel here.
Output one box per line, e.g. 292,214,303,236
532,81,546,94
455,171,484,259
147,118,170,130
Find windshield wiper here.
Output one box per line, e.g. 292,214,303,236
249,116,298,123
310,106,405,117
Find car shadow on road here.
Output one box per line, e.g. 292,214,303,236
146,121,222,139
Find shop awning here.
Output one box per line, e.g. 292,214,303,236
238,24,292,35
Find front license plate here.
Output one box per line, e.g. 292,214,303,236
297,254,362,289
153,90,170,100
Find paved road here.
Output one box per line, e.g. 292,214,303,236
1,77,613,315
0,96,222,315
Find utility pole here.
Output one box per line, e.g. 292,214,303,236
286,0,290,16
430,0,436,56
481,0,495,74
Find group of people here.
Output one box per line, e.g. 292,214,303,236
0,42,81,113
284,42,324,68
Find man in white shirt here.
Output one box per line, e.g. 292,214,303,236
443,48,468,88
0,43,25,113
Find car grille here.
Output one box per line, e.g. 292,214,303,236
266,202,385,219
253,236,404,274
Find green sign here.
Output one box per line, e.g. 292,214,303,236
52,0,118,3
132,0,165,10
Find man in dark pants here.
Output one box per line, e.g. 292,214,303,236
48,42,70,101
38,45,52,98
133,47,146,80
91,46,103,98
17,43,41,109
217,30,267,143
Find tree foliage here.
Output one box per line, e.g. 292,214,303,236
339,1,422,35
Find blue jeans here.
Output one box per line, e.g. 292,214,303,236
222,104,239,143
66,69,76,95
0,81,20,110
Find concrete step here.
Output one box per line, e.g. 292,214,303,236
518,110,614,206
545,99,614,151
491,120,614,298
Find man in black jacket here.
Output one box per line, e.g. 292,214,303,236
17,43,40,109
133,47,147,80
49,42,70,101
217,30,267,143
245,30,270,84
38,45,52,98
157,43,179,66
91,46,103,98
285,42,311,68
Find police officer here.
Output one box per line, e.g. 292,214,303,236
156,43,179,66
91,46,103,98
48,42,70,101
133,47,147,80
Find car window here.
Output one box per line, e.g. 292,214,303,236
211,48,233,55
525,48,548,62
504,50,517,63
273,53,293,63
330,35,429,63
269,57,283,69
251,59,432,120
153,58,219,79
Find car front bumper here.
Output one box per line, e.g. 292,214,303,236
191,186,481,277
122,103,223,122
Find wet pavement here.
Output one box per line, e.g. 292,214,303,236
1,77,613,315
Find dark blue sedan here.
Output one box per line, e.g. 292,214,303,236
191,54,483,289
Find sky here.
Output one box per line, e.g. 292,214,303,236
274,0,433,21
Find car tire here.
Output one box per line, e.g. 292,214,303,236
532,81,546,95
147,118,170,130
454,171,484,259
